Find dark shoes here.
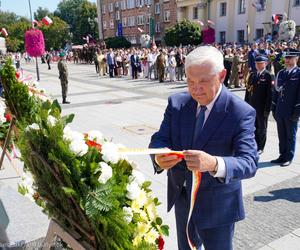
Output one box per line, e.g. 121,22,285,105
280,161,292,167
270,157,292,167
62,100,70,104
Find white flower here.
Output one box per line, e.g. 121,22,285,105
0,114,6,125
39,88,46,93
69,140,88,156
36,94,49,102
63,126,84,141
146,202,157,221
123,206,133,224
129,169,145,186
101,142,120,164
136,189,147,207
25,123,39,131
47,115,57,126
98,162,113,184
126,182,141,200
144,228,159,245
87,130,104,144
136,222,151,235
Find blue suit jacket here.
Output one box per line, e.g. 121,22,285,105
149,86,258,229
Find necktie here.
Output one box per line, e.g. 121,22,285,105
193,105,207,145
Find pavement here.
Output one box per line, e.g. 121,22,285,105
0,60,300,250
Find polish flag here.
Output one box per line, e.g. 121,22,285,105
32,20,42,27
42,16,53,26
137,27,144,33
197,20,204,26
272,14,279,25
1,28,8,37
207,20,215,26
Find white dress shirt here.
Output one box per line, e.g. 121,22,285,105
197,85,226,178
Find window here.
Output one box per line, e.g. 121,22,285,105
108,3,114,12
128,16,136,26
155,22,160,32
121,0,126,10
116,11,120,20
137,15,145,25
115,1,119,8
127,0,135,9
237,29,245,43
122,17,127,27
193,7,198,19
220,2,227,16
256,28,264,39
102,5,106,14
254,0,266,11
294,0,300,6
155,3,160,14
145,0,152,5
103,21,107,29
110,19,114,29
219,31,226,44
238,0,246,14
164,10,170,22
136,0,144,7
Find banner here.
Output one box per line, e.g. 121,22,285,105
150,17,155,37
117,22,123,37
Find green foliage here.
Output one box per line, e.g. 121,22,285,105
0,59,36,122
39,16,70,50
54,0,98,44
34,7,52,21
0,10,19,25
164,19,202,46
105,37,132,49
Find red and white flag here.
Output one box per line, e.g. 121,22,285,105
137,27,144,33
42,16,53,26
1,28,8,37
207,20,215,26
272,14,279,25
32,20,42,27
197,20,204,26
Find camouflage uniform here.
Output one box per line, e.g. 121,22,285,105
156,52,165,83
57,59,69,104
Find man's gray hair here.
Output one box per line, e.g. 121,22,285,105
185,46,224,74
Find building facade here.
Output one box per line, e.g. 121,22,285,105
96,0,177,45
209,0,300,43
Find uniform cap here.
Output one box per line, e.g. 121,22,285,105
255,56,268,62
283,48,300,58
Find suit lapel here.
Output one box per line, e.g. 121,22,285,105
180,97,197,150
193,86,229,149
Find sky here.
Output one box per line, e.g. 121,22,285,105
0,0,96,19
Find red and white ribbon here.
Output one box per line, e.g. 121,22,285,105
186,171,202,250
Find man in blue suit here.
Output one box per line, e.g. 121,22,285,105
149,46,258,250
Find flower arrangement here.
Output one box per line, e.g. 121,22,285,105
25,29,45,57
0,99,12,145
1,59,169,249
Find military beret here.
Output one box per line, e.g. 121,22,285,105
283,48,300,57
255,56,268,62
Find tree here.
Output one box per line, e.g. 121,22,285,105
164,19,202,46
40,16,70,50
54,0,89,44
34,7,52,21
0,10,19,26
104,37,131,49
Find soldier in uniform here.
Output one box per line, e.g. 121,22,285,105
271,48,300,166
156,49,166,83
57,52,70,104
245,56,273,154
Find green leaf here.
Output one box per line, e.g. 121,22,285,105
42,100,52,111
156,217,162,225
61,187,76,197
62,113,75,125
51,99,62,113
142,181,151,189
160,225,169,236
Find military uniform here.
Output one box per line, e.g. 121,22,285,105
271,55,300,165
57,56,70,104
156,52,166,83
245,67,273,152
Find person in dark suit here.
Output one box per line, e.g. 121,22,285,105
149,46,258,250
271,48,300,167
245,56,273,154
106,48,115,78
130,50,140,79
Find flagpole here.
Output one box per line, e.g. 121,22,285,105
28,0,40,81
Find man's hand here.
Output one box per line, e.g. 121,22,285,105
155,154,183,170
183,150,217,172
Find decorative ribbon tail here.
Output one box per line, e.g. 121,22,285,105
186,171,202,250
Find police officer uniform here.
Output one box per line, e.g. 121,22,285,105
271,49,300,166
57,52,70,104
245,56,273,153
